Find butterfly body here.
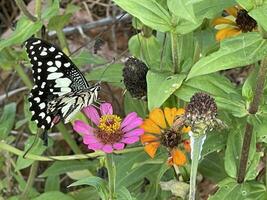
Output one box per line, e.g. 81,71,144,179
25,37,100,131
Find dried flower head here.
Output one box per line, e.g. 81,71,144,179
235,9,257,32
185,92,218,133
123,57,148,99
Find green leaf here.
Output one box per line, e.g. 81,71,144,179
40,160,97,177
249,4,267,32
117,187,135,200
224,123,261,180
68,187,99,200
71,51,105,66
209,178,267,200
167,0,197,23
236,0,254,10
45,176,60,192
242,63,259,100
0,103,16,140
86,64,123,87
113,0,172,32
187,32,267,80
15,136,49,171
41,0,60,20
0,17,42,51
47,14,72,30
199,152,227,182
32,192,75,200
128,34,172,70
147,71,186,110
124,92,147,118
69,176,108,200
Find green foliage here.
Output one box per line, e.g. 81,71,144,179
2,0,267,199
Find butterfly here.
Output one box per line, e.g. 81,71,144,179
25,37,100,143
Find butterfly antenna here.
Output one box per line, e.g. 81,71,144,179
22,129,41,158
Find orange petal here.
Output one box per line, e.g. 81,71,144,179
183,140,191,152
216,28,241,41
171,148,187,166
144,142,160,158
225,6,238,17
164,107,176,126
176,108,185,116
141,119,161,134
212,17,236,26
140,134,159,144
149,108,166,129
182,126,191,133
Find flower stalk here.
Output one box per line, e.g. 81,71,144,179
189,132,206,200
106,153,116,199
170,32,179,73
237,56,267,183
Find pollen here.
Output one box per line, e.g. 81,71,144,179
98,115,122,134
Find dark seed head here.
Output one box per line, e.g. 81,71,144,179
123,57,148,99
160,128,182,149
235,9,257,32
185,92,218,132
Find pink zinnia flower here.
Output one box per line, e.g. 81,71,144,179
73,103,144,153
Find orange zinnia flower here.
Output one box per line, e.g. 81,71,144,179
140,108,190,166
212,6,257,41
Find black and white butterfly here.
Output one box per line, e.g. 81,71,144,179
25,37,100,140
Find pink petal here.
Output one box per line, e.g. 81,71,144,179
113,143,125,150
102,144,113,153
88,142,104,151
122,117,143,132
124,128,144,137
121,112,138,128
100,103,113,115
83,106,100,125
83,135,98,145
73,120,94,135
122,137,140,144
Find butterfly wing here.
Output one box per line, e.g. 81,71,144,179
25,37,91,129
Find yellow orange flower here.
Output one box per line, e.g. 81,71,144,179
140,108,190,166
213,6,257,41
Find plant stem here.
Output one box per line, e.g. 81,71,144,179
56,123,82,154
0,141,143,161
57,29,70,55
189,132,206,200
170,32,179,74
237,57,267,183
106,153,116,199
35,0,42,19
20,161,39,200
15,0,37,22
14,64,33,88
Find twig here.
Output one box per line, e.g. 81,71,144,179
0,86,28,103
48,14,131,38
14,0,37,22
0,141,143,161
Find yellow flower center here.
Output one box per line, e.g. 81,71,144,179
98,115,121,134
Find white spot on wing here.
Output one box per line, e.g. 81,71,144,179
47,67,57,72
37,68,41,73
38,62,42,66
55,55,61,59
39,112,45,119
55,78,71,88
46,116,51,123
32,40,41,45
34,97,40,103
39,102,46,109
55,60,61,68
41,82,46,88
41,125,45,129
47,72,64,80
49,47,55,52
64,62,71,67
40,51,47,56
47,61,53,66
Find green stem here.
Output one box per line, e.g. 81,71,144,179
35,0,42,38
0,141,143,161
56,123,82,154
20,161,39,200
189,132,206,200
14,64,33,88
15,0,37,22
170,32,179,74
237,57,267,183
57,29,70,55
106,153,116,200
